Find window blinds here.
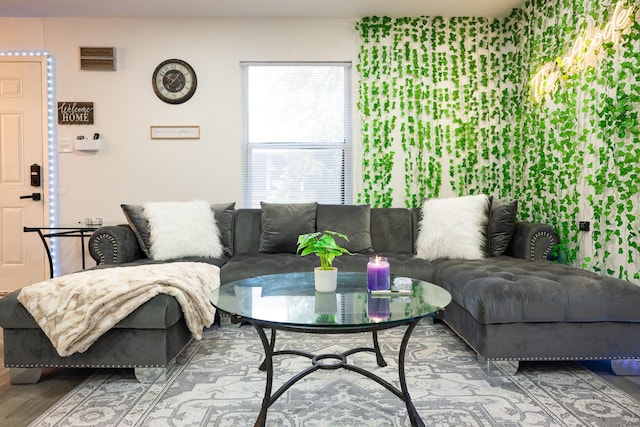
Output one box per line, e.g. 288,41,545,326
241,62,352,208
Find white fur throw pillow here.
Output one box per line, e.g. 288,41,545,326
416,195,489,260
143,200,223,261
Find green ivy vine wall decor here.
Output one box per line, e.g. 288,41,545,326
356,0,639,283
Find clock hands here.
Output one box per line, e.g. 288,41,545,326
162,71,186,92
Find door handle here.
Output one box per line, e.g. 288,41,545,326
20,192,42,201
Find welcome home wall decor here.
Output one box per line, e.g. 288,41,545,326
57,102,94,125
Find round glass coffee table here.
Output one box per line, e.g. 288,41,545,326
210,272,451,427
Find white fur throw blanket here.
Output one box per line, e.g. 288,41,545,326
17,262,219,357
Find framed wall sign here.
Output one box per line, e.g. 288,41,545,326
58,102,94,125
150,125,200,140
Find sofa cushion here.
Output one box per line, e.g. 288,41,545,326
371,208,415,254
93,256,227,269
221,253,319,283
144,200,223,260
121,202,235,257
259,202,317,254
432,257,640,324
0,291,183,330
317,204,373,254
416,195,490,260
488,199,518,257
221,252,434,285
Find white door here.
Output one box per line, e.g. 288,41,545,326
0,58,48,292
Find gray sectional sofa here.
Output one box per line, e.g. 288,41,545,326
1,201,639,384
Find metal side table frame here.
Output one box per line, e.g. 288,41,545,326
23,226,99,278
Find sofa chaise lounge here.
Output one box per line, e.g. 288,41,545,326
1,199,639,383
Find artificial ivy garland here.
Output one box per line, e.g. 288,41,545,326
356,0,639,283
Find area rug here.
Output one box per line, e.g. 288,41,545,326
30,318,640,427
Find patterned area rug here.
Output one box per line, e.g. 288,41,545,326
30,318,640,427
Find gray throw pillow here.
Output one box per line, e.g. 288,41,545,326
259,202,317,254
121,202,236,258
316,204,373,254
489,199,518,256
121,204,152,258
211,202,236,256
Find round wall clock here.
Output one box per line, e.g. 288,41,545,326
152,59,197,104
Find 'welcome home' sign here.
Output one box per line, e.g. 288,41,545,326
57,102,94,125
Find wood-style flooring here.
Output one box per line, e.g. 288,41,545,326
0,329,93,427
1,327,639,426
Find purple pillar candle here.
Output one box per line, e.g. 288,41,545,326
367,256,390,291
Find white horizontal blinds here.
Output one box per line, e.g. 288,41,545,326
242,62,352,208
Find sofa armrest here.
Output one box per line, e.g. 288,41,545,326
506,222,559,261
88,225,147,265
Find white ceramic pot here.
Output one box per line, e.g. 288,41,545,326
314,267,338,292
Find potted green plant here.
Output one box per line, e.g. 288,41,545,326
297,230,350,292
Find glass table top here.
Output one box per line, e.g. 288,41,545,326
210,272,452,329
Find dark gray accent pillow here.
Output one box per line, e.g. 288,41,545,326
212,202,236,256
489,199,518,256
121,202,236,258
121,204,151,258
317,204,373,254
259,202,317,254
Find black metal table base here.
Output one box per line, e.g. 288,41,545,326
248,319,425,427
23,226,98,278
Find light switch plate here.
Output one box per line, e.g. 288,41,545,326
58,138,73,153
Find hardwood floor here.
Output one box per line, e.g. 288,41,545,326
0,328,94,427
1,327,639,426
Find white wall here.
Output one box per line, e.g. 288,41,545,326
0,17,361,273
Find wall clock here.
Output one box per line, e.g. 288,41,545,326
152,59,197,104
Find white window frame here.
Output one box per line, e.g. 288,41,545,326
241,61,352,208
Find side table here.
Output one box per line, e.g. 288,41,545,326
23,225,101,278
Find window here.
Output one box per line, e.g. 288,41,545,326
241,62,352,208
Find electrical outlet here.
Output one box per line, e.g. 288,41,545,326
578,221,590,231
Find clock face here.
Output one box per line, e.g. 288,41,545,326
152,59,197,104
